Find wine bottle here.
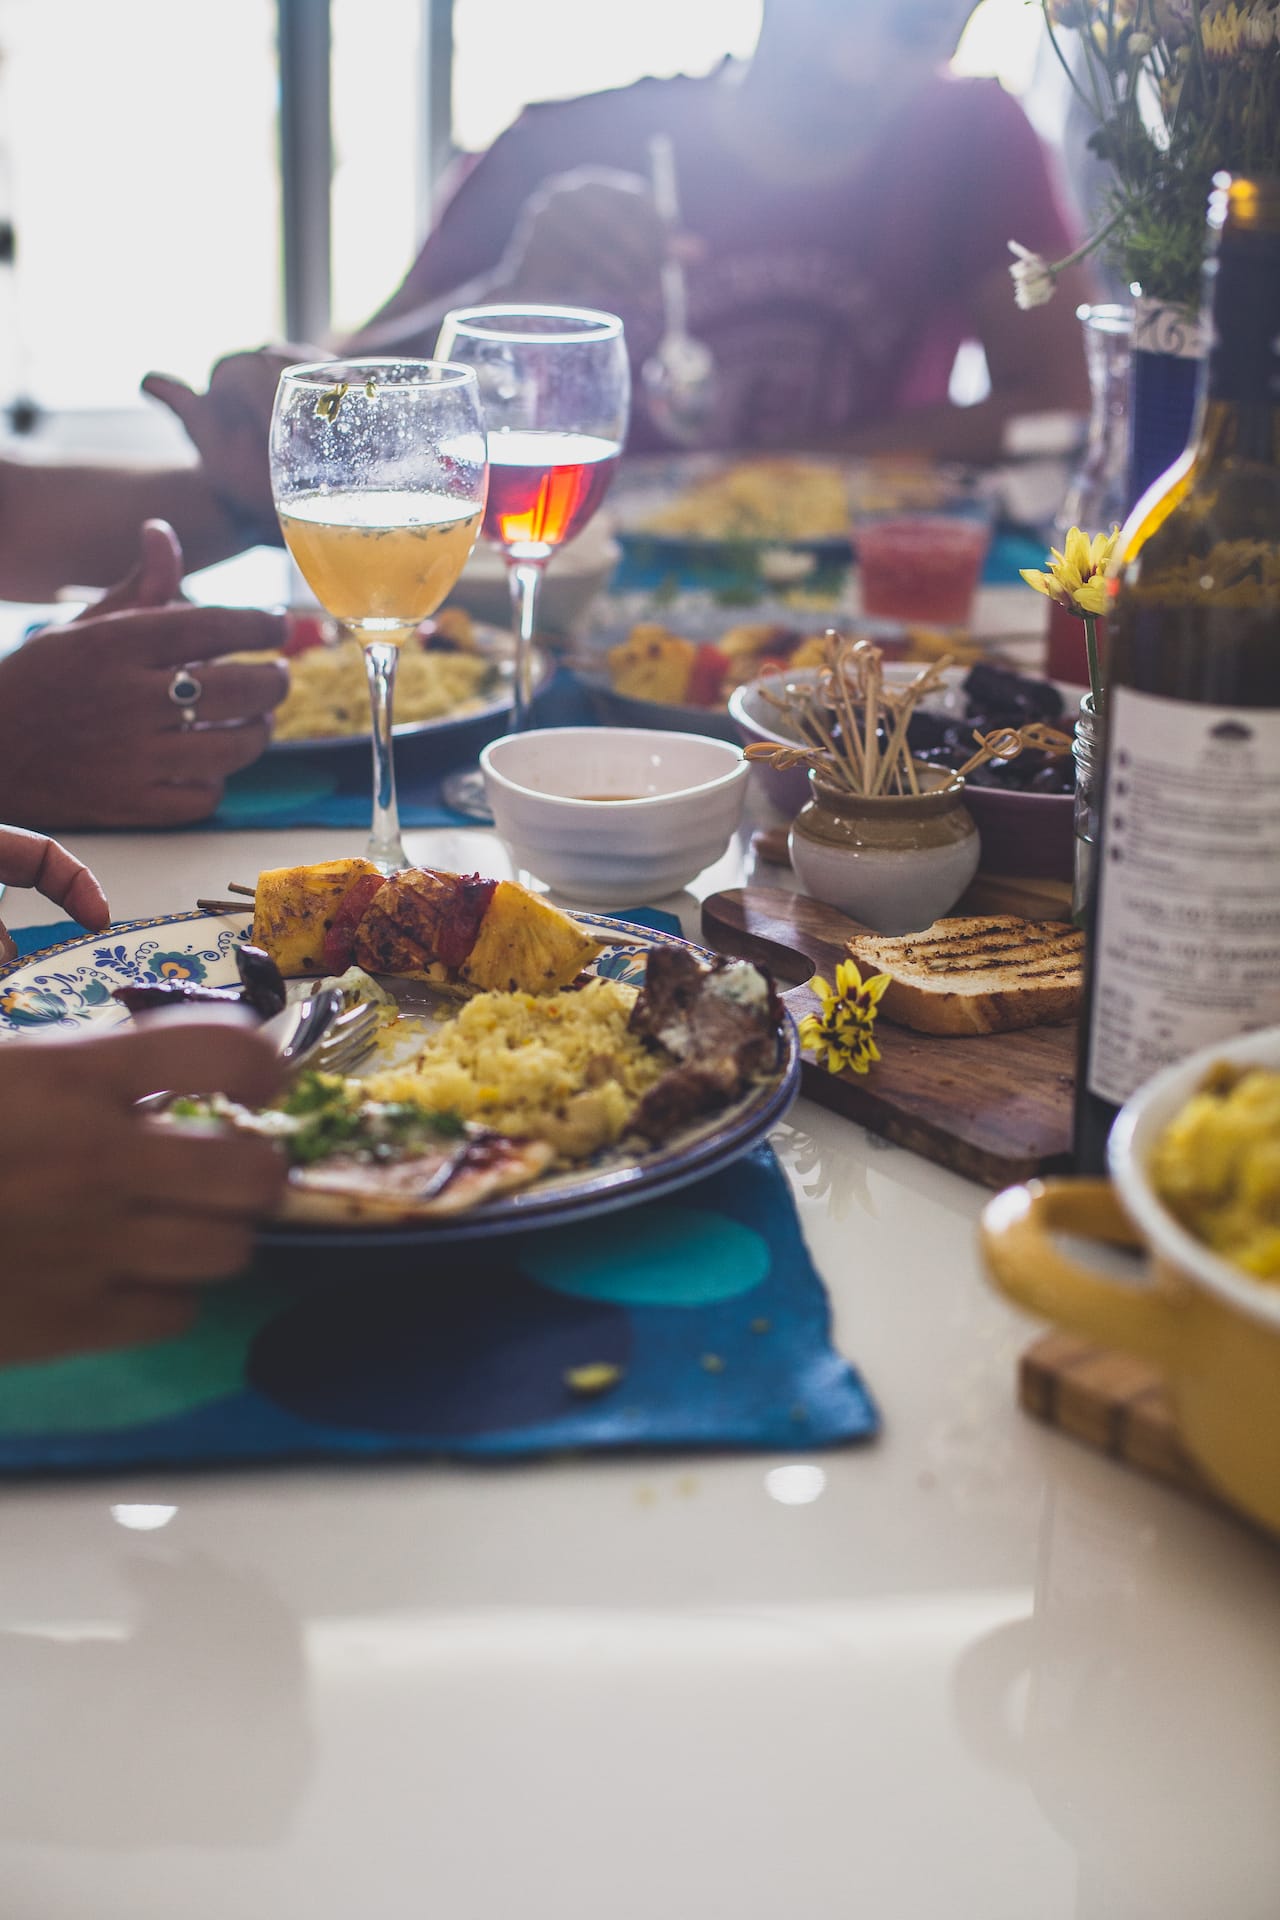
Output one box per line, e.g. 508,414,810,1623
1074,175,1280,1173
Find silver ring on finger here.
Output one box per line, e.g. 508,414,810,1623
167,668,204,729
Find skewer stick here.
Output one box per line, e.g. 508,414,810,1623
956,727,1024,779
827,651,866,791
227,882,256,898
196,897,253,915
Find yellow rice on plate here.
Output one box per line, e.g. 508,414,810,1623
364,977,665,1164
271,638,495,742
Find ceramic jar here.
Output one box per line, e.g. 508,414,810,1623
787,768,980,934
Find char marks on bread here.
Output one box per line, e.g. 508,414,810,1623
847,916,1084,1036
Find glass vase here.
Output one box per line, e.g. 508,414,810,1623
1047,305,1131,686
1072,692,1099,926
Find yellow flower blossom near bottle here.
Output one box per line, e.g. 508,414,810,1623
1020,525,1120,616
1021,525,1120,709
797,958,891,1076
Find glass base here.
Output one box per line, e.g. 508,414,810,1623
441,766,495,824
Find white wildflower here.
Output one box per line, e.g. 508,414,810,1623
1008,241,1056,310
1127,29,1155,53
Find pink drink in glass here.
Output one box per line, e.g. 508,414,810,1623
857,513,991,626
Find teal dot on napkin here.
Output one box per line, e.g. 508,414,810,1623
216,762,339,825
0,1282,287,1435
524,1203,770,1307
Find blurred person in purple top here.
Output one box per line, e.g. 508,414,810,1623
343,0,1091,459
150,0,1090,495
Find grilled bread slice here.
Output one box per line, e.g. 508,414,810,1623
847,917,1084,1036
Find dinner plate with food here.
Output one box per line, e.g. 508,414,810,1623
0,863,798,1245
261,608,551,755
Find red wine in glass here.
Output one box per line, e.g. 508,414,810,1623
483,430,621,551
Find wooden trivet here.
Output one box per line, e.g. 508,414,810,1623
1020,1331,1216,1509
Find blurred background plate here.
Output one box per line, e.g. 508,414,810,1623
609,452,855,561
572,594,950,745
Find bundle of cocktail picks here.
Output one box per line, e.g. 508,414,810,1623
744,634,1072,798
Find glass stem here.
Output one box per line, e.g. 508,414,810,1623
506,557,546,733
363,638,408,872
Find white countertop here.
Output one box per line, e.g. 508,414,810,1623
2,811,1279,1920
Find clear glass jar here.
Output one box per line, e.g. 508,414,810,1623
1059,304,1133,535
1072,692,1099,925
1049,306,1133,685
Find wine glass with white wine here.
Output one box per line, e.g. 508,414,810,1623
269,358,488,871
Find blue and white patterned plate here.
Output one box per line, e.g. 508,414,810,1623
0,913,245,1036
0,910,799,1245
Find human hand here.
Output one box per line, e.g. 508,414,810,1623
501,166,677,307
142,346,307,528
85,515,186,615
0,825,110,962
0,1015,286,1363
0,521,287,830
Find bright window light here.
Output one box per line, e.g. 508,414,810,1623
0,0,280,411
451,0,764,153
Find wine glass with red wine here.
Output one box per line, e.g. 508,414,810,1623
435,305,630,819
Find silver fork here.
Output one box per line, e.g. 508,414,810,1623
135,995,379,1113
288,999,379,1082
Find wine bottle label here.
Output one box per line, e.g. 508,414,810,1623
1087,687,1280,1107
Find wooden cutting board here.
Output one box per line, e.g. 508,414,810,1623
1020,1332,1219,1513
699,887,1076,1188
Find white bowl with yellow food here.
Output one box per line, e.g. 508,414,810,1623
480,726,750,907
980,1026,1280,1536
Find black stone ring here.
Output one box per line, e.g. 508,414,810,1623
167,669,203,727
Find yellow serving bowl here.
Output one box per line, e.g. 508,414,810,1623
980,1027,1280,1537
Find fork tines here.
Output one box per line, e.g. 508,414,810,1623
302,1002,379,1079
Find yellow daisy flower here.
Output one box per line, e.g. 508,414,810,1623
1020,525,1121,618
1200,3,1251,56
797,957,891,1077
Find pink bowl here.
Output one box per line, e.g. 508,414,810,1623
960,781,1075,880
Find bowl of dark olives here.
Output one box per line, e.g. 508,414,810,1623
907,662,1079,879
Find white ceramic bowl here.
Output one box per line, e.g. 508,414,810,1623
480,727,749,907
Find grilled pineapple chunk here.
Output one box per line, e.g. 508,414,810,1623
460,881,605,993
252,857,380,977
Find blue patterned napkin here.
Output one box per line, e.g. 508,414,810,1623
0,1142,877,1472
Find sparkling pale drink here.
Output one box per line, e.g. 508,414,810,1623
279,488,482,631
